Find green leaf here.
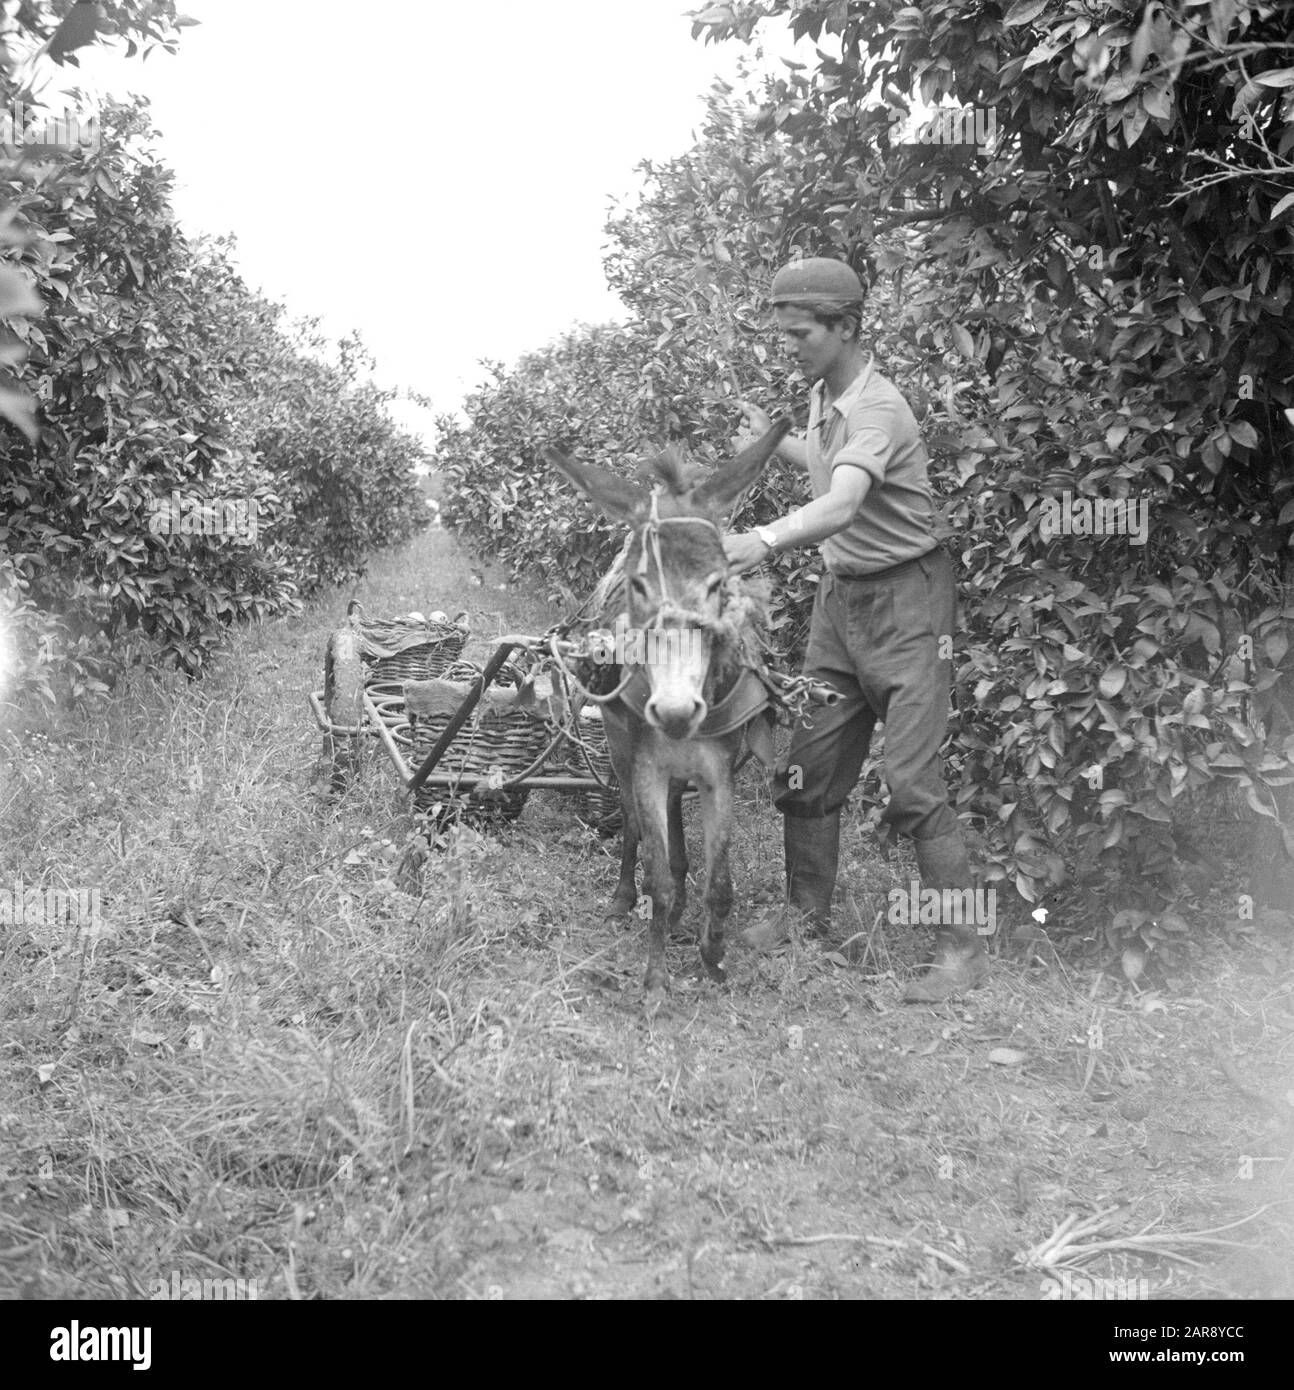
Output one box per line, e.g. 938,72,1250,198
1255,67,1294,88
1099,664,1127,698
1228,420,1259,448
951,323,976,359
1123,102,1156,148
1121,945,1147,982
1003,0,1048,26
1112,909,1148,934
1142,84,1173,121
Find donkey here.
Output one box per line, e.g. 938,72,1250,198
543,419,791,1006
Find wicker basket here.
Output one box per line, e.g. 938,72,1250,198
350,607,468,685
565,706,623,836
401,659,553,826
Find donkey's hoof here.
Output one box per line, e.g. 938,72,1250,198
643,967,669,1015
700,942,727,982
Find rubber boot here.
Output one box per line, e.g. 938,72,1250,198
902,829,989,1002
741,811,841,951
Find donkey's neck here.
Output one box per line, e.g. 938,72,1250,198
704,638,745,705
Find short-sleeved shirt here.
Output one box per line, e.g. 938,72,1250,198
806,358,937,575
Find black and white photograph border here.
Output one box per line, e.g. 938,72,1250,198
0,0,1291,1341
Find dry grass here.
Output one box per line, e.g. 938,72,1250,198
1,520,1291,1300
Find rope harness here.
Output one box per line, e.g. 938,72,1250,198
545,490,833,758
551,491,778,752
634,491,730,635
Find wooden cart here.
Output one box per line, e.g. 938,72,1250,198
308,604,622,828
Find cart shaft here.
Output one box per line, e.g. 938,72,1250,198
407,640,521,793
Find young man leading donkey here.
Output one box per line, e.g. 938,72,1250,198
724,256,988,1001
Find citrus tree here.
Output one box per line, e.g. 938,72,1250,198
680,0,1294,910
0,4,428,703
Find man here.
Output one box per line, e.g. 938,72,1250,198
724,255,987,1001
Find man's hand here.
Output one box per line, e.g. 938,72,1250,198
733,399,776,453
735,399,809,471
724,531,773,573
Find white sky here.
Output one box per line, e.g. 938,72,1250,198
63,0,794,448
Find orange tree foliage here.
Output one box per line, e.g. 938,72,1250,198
0,3,427,701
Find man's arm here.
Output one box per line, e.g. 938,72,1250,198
775,433,808,470
725,464,872,571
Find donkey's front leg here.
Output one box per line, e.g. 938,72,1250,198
608,791,639,919
633,761,674,1002
604,705,638,919
667,781,688,928
696,765,735,981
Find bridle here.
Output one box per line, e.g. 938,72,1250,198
549,490,735,709
547,486,791,746
632,490,727,635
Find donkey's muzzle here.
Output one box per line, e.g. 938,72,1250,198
645,693,707,740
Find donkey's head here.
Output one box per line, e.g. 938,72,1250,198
543,418,790,739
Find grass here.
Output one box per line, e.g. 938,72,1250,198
1,516,1292,1300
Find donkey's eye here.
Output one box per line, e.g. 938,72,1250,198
629,575,650,599
705,573,724,598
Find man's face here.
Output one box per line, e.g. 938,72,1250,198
773,304,853,383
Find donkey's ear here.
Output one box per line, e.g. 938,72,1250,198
542,448,647,523
693,416,793,511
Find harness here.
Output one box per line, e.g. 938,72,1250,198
633,491,719,618
615,664,776,739
545,492,836,765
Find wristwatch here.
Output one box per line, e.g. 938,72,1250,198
754,524,779,554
